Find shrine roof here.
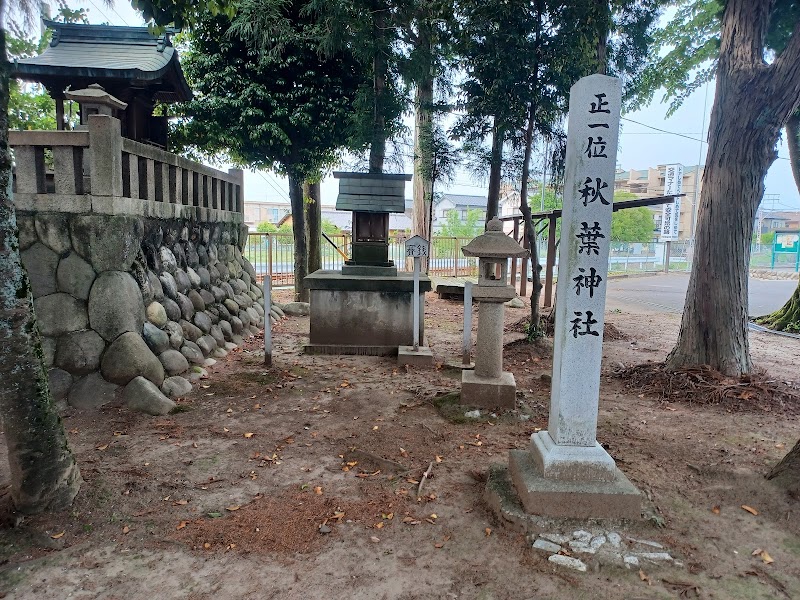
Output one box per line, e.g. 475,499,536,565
11,20,192,102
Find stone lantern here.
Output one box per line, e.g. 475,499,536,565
65,84,128,128
461,217,528,409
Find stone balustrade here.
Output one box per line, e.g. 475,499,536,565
10,114,243,224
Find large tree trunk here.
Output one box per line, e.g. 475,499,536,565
288,174,309,302
486,119,503,222
520,106,543,336
369,3,388,174
412,46,434,271
787,111,800,190
666,0,800,376
304,180,322,274
767,437,800,496
757,113,800,331
595,0,609,74
0,25,81,514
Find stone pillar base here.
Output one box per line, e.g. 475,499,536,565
531,430,618,482
461,370,516,409
397,345,434,366
508,448,640,519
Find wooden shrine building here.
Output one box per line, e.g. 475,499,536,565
11,20,192,149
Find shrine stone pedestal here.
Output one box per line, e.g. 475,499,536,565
506,74,640,520
304,270,431,356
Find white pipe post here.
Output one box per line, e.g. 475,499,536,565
413,256,420,351
263,271,272,367
462,281,472,365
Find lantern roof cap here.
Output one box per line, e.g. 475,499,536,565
461,217,529,259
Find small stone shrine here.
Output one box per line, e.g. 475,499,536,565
460,217,528,409
304,173,432,355
507,74,641,519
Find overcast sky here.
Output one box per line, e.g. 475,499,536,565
43,1,800,211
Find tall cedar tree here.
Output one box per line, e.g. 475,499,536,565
633,0,800,375
1,0,83,515
171,7,365,301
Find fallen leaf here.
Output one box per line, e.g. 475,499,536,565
223,428,230,433
203,542,211,549
226,505,241,511
243,432,254,439
434,542,444,548
370,536,380,543
374,522,384,529
711,505,721,515
435,456,443,463
775,443,785,449
741,505,759,516
485,528,492,536
122,525,130,534
176,521,188,530
372,426,379,431
639,569,651,585
761,550,774,564
314,486,323,495
173,499,188,506
50,531,65,539
96,444,109,451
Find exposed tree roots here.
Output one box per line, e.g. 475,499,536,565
614,363,800,415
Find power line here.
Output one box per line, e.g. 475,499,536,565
105,1,132,26
622,116,791,161
255,171,290,202
85,0,116,25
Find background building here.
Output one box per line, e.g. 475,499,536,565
615,164,705,240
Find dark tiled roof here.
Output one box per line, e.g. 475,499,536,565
12,20,191,102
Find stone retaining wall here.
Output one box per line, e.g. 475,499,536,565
19,210,278,414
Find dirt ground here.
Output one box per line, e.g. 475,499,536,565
2,289,800,600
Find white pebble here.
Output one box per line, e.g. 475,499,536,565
573,530,592,543
532,539,562,553
637,552,673,562
624,555,640,568
607,532,622,547
541,533,571,545
549,554,587,572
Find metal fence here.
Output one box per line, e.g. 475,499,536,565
245,231,800,288
244,233,478,286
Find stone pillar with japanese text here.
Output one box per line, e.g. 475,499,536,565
507,74,641,519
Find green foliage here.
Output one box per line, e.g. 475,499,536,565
321,218,341,236
256,221,278,233
438,208,484,239
630,0,800,115
611,206,656,242
170,6,366,181
761,231,776,246
132,0,235,29
7,5,89,131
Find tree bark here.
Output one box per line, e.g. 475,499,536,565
0,23,82,514
666,0,800,376
787,111,800,192
304,179,322,274
520,105,542,336
595,0,608,75
767,437,800,496
288,174,309,302
412,32,434,271
369,2,388,174
486,118,503,222
758,112,800,331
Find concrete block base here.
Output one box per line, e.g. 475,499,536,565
530,430,618,482
508,449,641,519
461,370,516,410
303,343,397,356
397,346,434,366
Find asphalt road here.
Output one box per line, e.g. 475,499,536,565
606,273,797,316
